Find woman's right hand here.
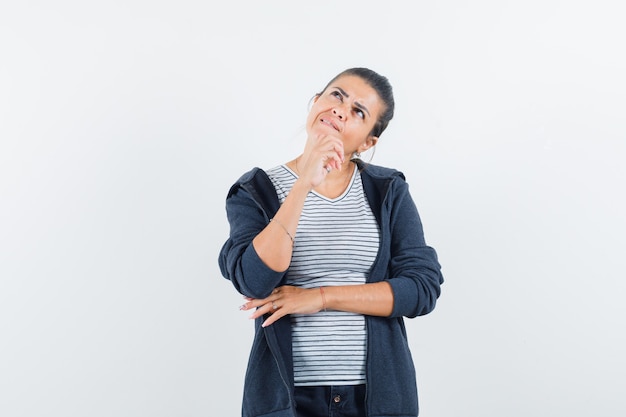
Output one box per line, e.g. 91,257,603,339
296,133,345,188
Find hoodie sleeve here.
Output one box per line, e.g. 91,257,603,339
218,181,286,299
386,179,444,318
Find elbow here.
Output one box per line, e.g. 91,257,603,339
224,264,280,300
390,271,443,318
415,272,443,317
418,275,443,316
219,244,286,299
414,290,440,317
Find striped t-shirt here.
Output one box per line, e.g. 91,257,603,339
266,163,380,386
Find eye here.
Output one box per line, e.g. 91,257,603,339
331,90,343,101
354,108,365,119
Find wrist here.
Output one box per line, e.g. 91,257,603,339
319,286,327,311
292,178,313,194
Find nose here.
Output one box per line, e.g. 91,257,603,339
332,106,345,120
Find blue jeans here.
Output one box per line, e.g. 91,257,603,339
294,385,366,417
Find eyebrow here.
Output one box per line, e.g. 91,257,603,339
334,86,371,117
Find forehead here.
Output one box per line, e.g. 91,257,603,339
327,75,384,113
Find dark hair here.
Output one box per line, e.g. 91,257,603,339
317,67,395,138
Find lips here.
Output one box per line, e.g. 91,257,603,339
320,117,340,132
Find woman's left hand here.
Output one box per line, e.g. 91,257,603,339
240,285,325,327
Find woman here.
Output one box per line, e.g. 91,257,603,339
219,67,444,417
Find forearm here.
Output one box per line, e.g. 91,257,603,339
243,281,395,328
324,281,394,317
252,180,310,272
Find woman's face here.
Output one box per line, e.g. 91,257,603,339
306,74,384,156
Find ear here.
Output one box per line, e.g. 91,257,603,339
308,94,321,110
358,136,378,153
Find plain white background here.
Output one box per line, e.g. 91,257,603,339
1,1,625,416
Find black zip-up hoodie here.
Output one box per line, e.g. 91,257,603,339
219,160,443,417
